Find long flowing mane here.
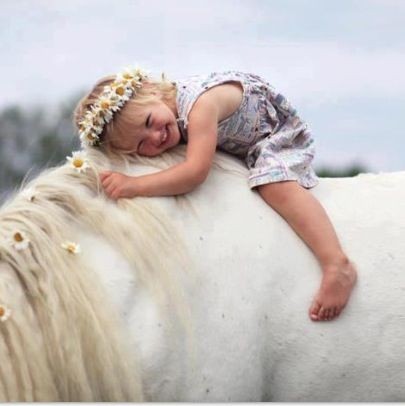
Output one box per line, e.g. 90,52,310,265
0,147,194,401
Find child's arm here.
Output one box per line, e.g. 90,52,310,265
101,96,218,200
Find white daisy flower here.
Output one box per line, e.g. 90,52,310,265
118,68,135,83
92,114,105,128
98,95,114,111
105,93,121,108
80,131,100,146
21,187,37,202
112,82,133,99
61,241,81,254
79,126,97,140
78,121,92,136
90,105,104,121
67,150,90,173
132,66,149,79
119,66,148,84
0,305,11,322
11,230,30,251
78,115,94,131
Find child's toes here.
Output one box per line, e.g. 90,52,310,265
321,308,327,320
327,309,335,320
330,306,339,320
323,306,341,321
309,300,321,321
326,308,335,320
309,300,344,321
318,306,328,321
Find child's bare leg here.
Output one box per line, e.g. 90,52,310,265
257,180,357,321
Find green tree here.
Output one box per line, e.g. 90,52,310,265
316,163,368,178
0,96,81,200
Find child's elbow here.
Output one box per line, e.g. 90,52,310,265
191,166,210,187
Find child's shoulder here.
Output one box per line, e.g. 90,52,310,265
176,70,270,101
175,71,252,126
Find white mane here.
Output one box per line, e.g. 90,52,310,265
0,147,195,401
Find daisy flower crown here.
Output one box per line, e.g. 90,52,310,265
78,67,149,147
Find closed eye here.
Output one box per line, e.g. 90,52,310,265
145,113,151,128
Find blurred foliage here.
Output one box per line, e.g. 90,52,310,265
0,94,368,201
0,94,82,200
316,163,368,178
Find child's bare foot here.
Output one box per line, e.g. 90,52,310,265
309,258,357,321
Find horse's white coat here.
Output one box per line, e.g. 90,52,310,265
78,155,405,401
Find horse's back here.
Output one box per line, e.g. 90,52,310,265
132,162,405,401
1,147,404,401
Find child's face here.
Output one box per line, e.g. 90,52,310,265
113,100,181,157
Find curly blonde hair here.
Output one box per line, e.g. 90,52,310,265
73,73,177,153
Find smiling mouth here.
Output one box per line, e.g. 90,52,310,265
160,126,169,146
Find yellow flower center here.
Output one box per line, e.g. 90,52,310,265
100,100,110,109
0,307,5,317
67,244,75,253
73,158,84,168
115,86,125,96
14,232,23,242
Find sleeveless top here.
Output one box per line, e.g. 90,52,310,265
174,71,298,158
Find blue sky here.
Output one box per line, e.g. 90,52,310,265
1,0,404,171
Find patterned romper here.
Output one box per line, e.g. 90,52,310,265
175,71,318,189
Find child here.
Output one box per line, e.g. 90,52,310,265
73,67,357,322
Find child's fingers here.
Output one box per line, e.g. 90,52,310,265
103,178,121,198
102,178,117,192
99,171,112,180
101,173,118,188
104,183,116,198
101,176,116,192
106,185,120,200
100,177,109,189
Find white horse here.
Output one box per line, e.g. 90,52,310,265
0,146,404,401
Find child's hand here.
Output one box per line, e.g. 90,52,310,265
100,171,139,200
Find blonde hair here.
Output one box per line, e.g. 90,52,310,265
73,73,177,153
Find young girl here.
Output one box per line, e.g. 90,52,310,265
73,67,357,322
